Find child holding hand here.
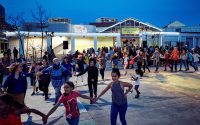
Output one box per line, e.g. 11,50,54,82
44,81,93,125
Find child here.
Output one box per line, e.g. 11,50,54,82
123,53,129,75
29,61,38,96
129,55,135,69
151,48,160,73
0,94,46,125
76,58,98,104
44,81,93,125
94,68,133,125
131,69,142,98
192,50,200,71
164,50,171,71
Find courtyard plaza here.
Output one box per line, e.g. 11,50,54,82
9,63,200,125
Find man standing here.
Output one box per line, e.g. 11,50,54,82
13,47,18,62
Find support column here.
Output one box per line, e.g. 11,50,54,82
178,35,182,49
47,35,51,53
93,36,97,52
19,34,24,58
139,35,142,47
159,35,163,47
116,35,121,47
71,35,75,53
193,37,196,48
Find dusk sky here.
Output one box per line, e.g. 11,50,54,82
1,0,200,28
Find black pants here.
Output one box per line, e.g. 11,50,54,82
99,68,105,80
137,62,142,71
0,75,3,86
39,79,50,97
171,60,178,71
143,61,150,72
88,80,97,98
14,55,17,62
135,85,140,95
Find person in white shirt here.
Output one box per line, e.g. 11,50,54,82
131,69,142,98
193,51,200,71
123,53,129,75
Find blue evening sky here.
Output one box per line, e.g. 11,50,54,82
1,0,200,28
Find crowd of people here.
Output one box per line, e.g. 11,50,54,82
0,45,200,125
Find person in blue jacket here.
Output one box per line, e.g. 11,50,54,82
3,63,28,105
37,58,71,105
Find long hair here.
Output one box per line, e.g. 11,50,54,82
9,63,20,74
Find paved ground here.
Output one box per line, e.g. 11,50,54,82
18,64,200,125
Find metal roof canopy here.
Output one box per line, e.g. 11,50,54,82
99,17,163,33
4,31,120,37
142,32,200,37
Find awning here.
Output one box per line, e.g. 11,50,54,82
0,37,8,41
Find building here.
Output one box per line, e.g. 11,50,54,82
4,17,200,59
96,17,118,23
163,21,200,49
0,4,13,31
0,31,7,53
99,17,162,48
0,4,13,53
90,17,117,33
5,18,120,59
48,18,72,23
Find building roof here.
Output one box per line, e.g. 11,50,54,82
99,17,162,33
89,22,117,27
164,21,186,28
181,27,200,33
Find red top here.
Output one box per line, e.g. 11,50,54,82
165,53,170,62
59,91,80,118
0,113,23,125
171,50,179,60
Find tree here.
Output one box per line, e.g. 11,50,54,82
23,23,33,61
31,4,48,60
8,13,25,61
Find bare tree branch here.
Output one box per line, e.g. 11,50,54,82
30,3,48,60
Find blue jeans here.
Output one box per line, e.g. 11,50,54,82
52,79,63,103
180,60,187,70
66,117,79,125
111,102,127,125
193,62,199,71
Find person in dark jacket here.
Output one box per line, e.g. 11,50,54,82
61,56,72,82
38,59,51,100
76,58,98,104
75,55,86,84
13,47,19,62
3,63,28,105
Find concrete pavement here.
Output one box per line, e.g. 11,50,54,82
19,66,200,125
